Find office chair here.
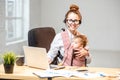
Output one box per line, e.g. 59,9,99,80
16,27,56,66
28,27,56,52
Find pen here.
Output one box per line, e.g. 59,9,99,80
33,72,41,78
33,73,52,80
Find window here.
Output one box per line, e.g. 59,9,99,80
5,0,29,44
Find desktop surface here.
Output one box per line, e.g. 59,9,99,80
0,64,120,80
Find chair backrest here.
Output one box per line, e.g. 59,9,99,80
28,27,56,52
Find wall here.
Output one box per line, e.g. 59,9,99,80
30,0,42,29
0,0,42,55
0,0,27,64
88,50,120,68
40,0,120,51
40,0,120,68
0,0,43,64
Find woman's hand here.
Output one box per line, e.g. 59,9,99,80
74,48,89,58
47,57,52,64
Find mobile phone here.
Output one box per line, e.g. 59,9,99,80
76,69,88,72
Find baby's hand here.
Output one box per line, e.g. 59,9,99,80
73,47,84,58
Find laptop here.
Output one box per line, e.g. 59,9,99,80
23,46,64,70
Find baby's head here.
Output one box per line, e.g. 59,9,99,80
72,35,88,49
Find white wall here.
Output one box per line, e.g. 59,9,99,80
40,0,120,68
0,0,27,64
88,50,120,68
40,0,120,51
0,0,28,55
30,0,42,29
0,0,42,55
0,0,43,64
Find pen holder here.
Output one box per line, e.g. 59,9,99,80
16,56,24,66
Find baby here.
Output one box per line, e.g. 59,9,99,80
59,34,88,67
72,35,87,50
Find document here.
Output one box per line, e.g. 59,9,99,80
33,69,106,78
33,69,72,77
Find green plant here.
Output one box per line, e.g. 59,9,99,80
2,52,17,65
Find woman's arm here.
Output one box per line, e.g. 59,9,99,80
47,33,63,64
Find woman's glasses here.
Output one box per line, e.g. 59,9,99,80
67,19,80,24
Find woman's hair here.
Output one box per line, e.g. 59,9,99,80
74,35,88,48
63,4,82,24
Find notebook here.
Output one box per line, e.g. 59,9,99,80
23,46,65,70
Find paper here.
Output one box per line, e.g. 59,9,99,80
33,69,106,78
33,69,72,77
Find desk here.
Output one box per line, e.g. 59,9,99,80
0,64,47,80
0,64,120,80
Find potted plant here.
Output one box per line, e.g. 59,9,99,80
1,52,16,73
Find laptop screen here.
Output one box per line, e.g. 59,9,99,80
23,46,50,69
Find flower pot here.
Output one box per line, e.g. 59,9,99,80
4,64,14,73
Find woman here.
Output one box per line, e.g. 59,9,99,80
47,4,91,66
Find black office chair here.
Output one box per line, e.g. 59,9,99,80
28,27,60,65
28,27,56,52
16,27,56,66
